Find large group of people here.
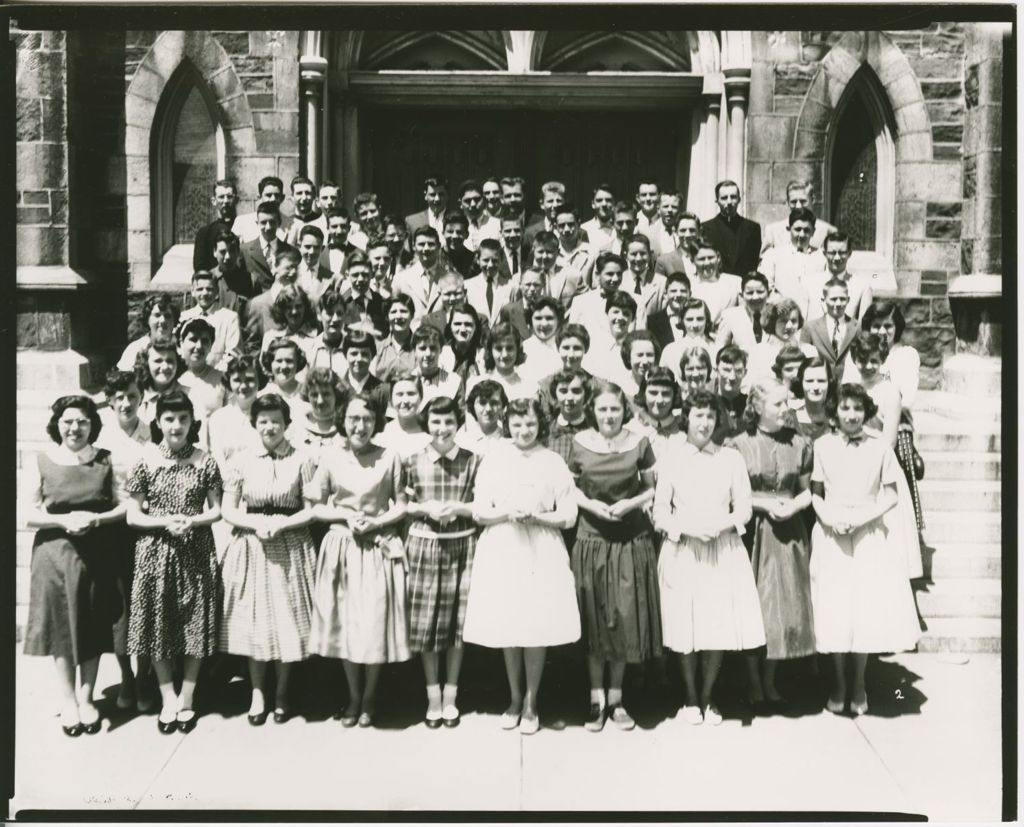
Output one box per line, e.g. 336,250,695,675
20,171,926,739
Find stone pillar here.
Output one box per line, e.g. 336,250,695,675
949,23,1006,359
299,55,328,181
723,68,750,193
704,91,721,192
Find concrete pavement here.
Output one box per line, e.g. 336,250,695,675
10,650,1002,818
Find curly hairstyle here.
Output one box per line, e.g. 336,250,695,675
134,341,182,392
102,368,141,399
299,366,346,406
679,298,713,338
221,353,267,393
772,344,808,380
826,382,879,425
261,337,308,376
484,321,526,370
862,300,907,343
762,297,804,337
679,346,713,384
635,366,681,414
680,387,721,432
589,380,635,426
140,293,181,333
557,323,591,351
249,392,292,428
849,331,890,367
417,394,465,432
502,396,550,443
619,329,661,371
46,395,103,445
741,378,789,434
269,285,316,332
338,392,385,437
547,367,594,410
790,356,835,401
466,379,508,424
149,389,201,445
529,297,565,335
388,370,424,404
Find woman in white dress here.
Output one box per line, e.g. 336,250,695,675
848,333,923,580
654,389,765,726
290,367,347,451
467,322,538,402
810,383,921,715
259,285,319,364
259,338,311,421
463,397,581,735
659,298,717,381
520,297,565,386
456,379,508,457
205,354,264,474
375,371,432,460
747,298,818,384
439,302,485,387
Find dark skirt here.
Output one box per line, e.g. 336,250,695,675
571,531,663,663
747,513,815,660
405,529,475,653
24,526,126,664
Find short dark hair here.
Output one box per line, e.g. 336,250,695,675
275,247,301,267
557,323,591,351
412,225,440,244
529,296,564,330
258,176,284,195
676,211,701,230
466,379,508,421
343,328,378,357
191,269,217,285
620,329,660,370
679,298,712,338
594,251,625,274
298,224,324,245
741,271,770,292
417,395,465,431
261,337,308,375
149,389,201,445
716,344,749,368
299,366,346,405
694,235,720,256
554,201,579,221
212,229,239,250
532,230,558,251
772,344,809,379
142,294,181,328
412,324,444,351
222,353,267,393
338,392,385,437
423,176,448,192
589,380,634,425
787,206,817,228
484,322,526,370
270,285,316,330
827,382,879,423
457,179,483,200
502,396,550,442
256,201,281,219
443,211,469,232
384,292,416,318
681,387,720,430
714,179,740,199
592,182,615,199
665,270,691,290
176,317,216,345
388,371,423,403
823,229,851,250
862,300,907,342
103,369,141,399
290,175,315,192
46,395,102,445
635,366,681,413
249,392,292,428
444,302,484,351
605,291,638,319
849,331,890,366
327,207,351,222
791,356,835,400
625,233,652,252
613,200,637,217
548,367,594,407
345,249,370,271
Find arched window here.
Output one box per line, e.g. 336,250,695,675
151,61,225,263
825,66,896,259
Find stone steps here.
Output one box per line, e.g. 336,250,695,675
916,617,1003,654
914,390,1001,422
917,479,1001,511
914,578,1001,618
922,510,1001,544
914,413,1000,453
919,450,1000,481
926,543,1001,579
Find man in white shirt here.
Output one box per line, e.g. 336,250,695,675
607,201,639,256
760,179,836,254
482,176,504,220
180,271,241,371
405,175,451,238
499,212,527,280
232,175,289,243
392,226,458,317
759,207,826,319
644,190,681,258
804,230,873,321
554,203,596,288
295,224,335,308
457,179,501,252
619,233,666,327
465,238,518,327
634,179,662,240
581,183,616,252
715,271,771,357
568,250,628,334
655,211,700,278
800,279,859,382
524,181,566,245
322,208,358,277
348,192,384,251
284,175,326,245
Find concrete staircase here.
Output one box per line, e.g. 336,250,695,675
912,354,1003,653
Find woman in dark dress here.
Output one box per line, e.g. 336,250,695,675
21,395,128,736
727,379,815,709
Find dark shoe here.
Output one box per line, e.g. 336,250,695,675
442,710,461,729
272,708,291,724
157,715,178,735
584,703,607,732
357,712,374,728
79,705,102,735
247,711,269,727
424,714,443,729
339,710,359,728
62,723,83,738
608,704,636,731
176,709,198,733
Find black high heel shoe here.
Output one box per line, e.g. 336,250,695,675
157,711,178,734
247,710,269,726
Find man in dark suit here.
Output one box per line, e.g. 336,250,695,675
800,279,860,381
405,176,452,238
417,272,468,335
193,179,239,271
321,207,358,277
500,176,543,230
441,212,478,279
498,211,529,280
338,250,387,337
239,202,294,293
645,270,692,350
700,180,762,276
209,228,256,304
523,181,566,247
243,247,302,353
295,224,336,309
497,268,544,340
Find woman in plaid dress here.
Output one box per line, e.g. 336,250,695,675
219,394,318,725
401,396,481,728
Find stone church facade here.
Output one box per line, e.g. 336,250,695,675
14,25,1005,388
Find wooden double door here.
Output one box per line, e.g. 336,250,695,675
362,107,690,220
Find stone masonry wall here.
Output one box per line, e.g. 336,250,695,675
15,27,68,270
747,26,967,388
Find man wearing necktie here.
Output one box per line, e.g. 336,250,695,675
801,278,859,382
239,202,294,294
499,212,526,280
645,271,692,349
392,226,458,319
465,239,518,327
340,250,387,336
526,231,581,311
619,234,665,328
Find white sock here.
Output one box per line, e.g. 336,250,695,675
607,688,623,707
442,684,458,705
426,683,442,704
590,688,606,708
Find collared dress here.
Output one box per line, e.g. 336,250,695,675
568,429,663,663
455,419,506,458
655,441,766,654
125,442,223,659
463,442,581,648
374,421,432,461
219,442,318,662
809,433,921,653
22,445,126,664
727,428,816,659
306,444,410,664
402,445,481,652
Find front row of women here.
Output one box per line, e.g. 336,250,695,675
23,375,921,737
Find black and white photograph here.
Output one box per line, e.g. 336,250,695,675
7,3,1014,820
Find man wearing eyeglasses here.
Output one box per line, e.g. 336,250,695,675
458,178,501,252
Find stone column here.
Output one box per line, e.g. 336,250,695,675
704,91,721,191
724,68,751,193
949,23,1005,359
299,55,328,182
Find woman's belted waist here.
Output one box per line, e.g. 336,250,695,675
248,505,300,516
